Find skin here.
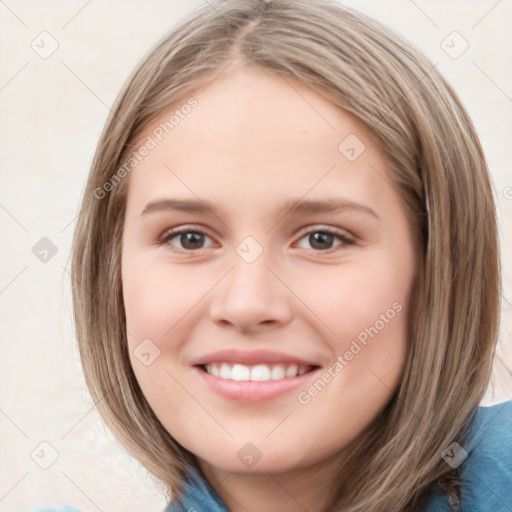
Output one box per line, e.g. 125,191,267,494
121,66,417,512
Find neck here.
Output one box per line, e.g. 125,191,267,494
198,452,351,512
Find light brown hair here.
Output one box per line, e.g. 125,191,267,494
71,1,501,510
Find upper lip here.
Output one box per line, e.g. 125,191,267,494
192,349,320,367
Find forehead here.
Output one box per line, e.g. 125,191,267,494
125,66,394,216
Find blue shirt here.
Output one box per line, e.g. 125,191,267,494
32,400,512,512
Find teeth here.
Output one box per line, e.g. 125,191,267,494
204,363,312,381
231,364,250,381
251,364,271,381
270,365,285,380
285,364,298,378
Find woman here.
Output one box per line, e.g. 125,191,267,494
36,0,512,510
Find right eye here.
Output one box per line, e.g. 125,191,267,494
160,228,216,251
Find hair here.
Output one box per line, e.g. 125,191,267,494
71,0,501,510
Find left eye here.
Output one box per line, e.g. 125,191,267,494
295,229,353,251
162,230,215,251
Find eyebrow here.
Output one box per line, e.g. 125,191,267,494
141,197,380,220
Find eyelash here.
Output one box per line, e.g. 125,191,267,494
158,225,355,253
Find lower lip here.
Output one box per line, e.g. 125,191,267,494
193,366,320,403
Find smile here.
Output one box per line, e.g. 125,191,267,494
202,362,315,381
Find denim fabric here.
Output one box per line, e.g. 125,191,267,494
423,400,512,511
166,401,512,512
32,401,512,512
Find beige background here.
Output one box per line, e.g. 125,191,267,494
1,1,511,511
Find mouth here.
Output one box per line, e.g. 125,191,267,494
193,361,321,403
197,362,318,381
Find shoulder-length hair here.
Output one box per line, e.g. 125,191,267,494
71,1,501,510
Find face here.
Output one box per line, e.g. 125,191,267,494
121,66,416,476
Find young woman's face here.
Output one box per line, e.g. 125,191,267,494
121,66,416,475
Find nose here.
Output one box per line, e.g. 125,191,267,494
209,252,293,334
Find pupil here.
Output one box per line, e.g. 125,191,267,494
310,232,333,250
181,232,204,249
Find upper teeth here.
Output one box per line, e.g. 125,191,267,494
205,363,311,381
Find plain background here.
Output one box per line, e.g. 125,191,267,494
1,1,511,511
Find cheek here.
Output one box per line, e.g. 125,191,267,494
297,256,409,343
122,256,213,344
297,256,410,404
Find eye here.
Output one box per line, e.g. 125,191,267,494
160,228,215,251
295,227,354,251
159,225,354,253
